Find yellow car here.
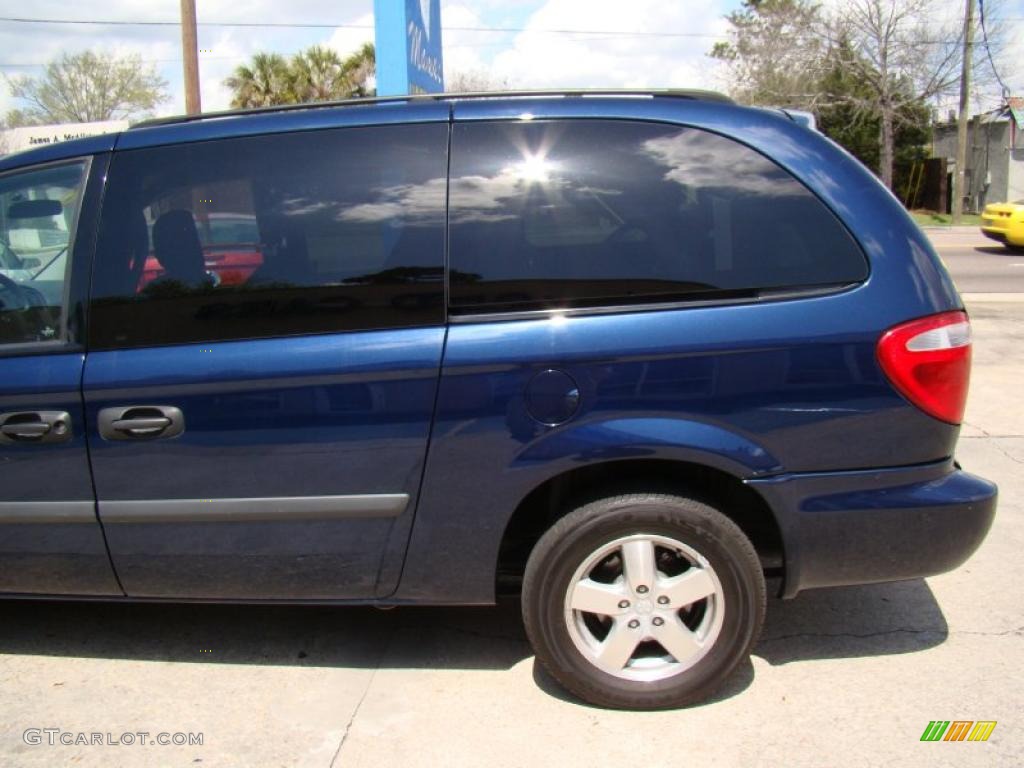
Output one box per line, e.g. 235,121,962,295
981,200,1024,251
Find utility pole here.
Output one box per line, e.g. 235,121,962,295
951,0,973,224
180,0,201,115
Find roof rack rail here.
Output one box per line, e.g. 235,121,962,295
129,89,733,130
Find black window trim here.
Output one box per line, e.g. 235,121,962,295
0,154,96,358
443,116,871,321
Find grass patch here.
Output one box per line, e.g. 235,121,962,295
911,210,983,227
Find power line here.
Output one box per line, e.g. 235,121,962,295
0,15,343,28
0,57,244,67
4,14,1019,37
0,43,516,68
0,12,1019,64
978,0,1012,99
0,15,719,37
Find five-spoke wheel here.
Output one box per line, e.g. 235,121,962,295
565,534,724,682
522,493,765,709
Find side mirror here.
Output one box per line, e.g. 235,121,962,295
8,199,62,219
19,257,40,269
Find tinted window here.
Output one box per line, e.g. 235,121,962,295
448,120,867,312
0,160,88,346
201,214,260,246
90,123,448,349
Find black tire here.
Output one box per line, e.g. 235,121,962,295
522,493,765,709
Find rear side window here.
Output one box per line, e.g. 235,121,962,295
0,159,88,346
448,120,867,312
90,123,448,349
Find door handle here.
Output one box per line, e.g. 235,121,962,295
0,411,72,444
98,406,185,441
110,416,171,434
2,421,50,438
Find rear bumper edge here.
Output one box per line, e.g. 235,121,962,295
748,459,997,598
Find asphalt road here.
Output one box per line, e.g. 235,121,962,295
928,227,1024,294
1,264,1021,767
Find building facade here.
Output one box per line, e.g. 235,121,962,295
933,109,1024,212
0,120,128,158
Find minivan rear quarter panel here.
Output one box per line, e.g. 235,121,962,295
396,98,964,604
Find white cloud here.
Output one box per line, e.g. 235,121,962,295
440,3,492,78
325,12,375,58
193,31,250,115
489,0,731,90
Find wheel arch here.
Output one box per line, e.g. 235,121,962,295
496,457,785,596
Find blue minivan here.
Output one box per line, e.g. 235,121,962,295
0,91,996,709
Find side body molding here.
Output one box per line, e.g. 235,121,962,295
99,494,410,523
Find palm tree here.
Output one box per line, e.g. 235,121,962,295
340,43,375,98
225,44,376,109
289,45,346,102
224,53,291,109
291,43,376,101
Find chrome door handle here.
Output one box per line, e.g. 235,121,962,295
0,411,72,444
98,406,185,441
110,416,171,434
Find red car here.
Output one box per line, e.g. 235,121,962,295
138,213,263,289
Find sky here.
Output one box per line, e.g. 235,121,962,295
0,0,1021,120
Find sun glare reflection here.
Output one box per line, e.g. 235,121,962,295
513,153,556,183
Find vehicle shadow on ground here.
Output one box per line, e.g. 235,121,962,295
0,579,945,702
974,245,1020,255
533,578,947,706
756,578,947,665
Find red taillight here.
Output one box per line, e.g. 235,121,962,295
877,311,972,424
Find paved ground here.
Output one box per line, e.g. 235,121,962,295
1,230,1021,767
927,226,1024,294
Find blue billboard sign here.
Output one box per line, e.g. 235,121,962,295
374,0,444,95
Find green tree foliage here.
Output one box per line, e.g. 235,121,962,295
224,53,292,108
225,44,375,109
4,51,168,125
338,43,375,99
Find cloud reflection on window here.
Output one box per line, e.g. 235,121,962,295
333,130,580,225
320,124,819,230
641,130,807,198
334,161,580,226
